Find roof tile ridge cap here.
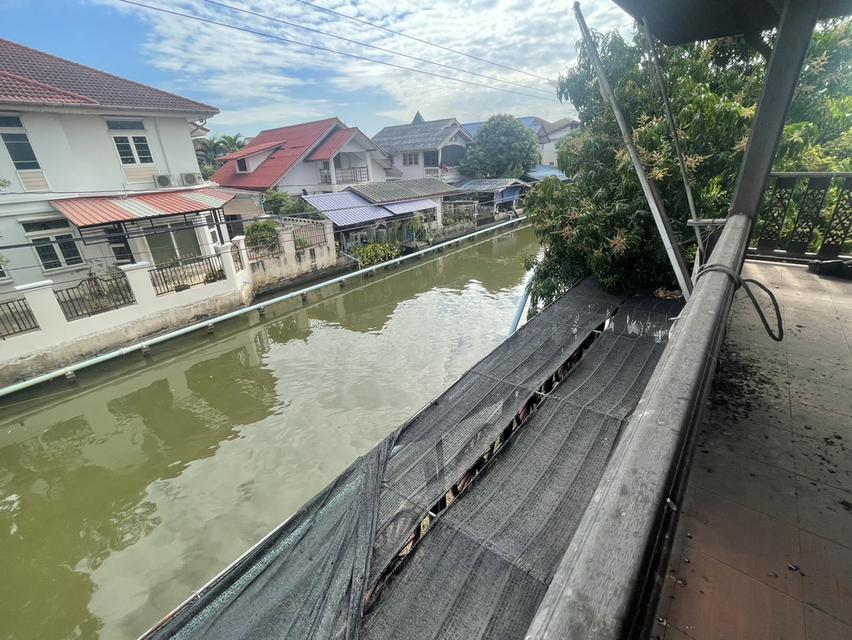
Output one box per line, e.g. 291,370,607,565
0,68,98,104
0,38,218,112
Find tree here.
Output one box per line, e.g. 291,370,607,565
219,134,247,153
460,114,541,178
262,190,322,219
194,134,248,179
525,20,851,306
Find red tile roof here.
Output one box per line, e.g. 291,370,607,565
0,38,217,114
51,188,234,227
211,118,341,190
305,128,356,162
215,140,284,162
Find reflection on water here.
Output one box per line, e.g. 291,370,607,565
0,226,538,639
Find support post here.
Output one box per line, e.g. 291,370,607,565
574,2,693,298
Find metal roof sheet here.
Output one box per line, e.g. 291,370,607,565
372,118,471,154
522,165,569,181
301,191,389,228
50,188,234,227
382,198,437,214
455,178,527,193
347,178,458,204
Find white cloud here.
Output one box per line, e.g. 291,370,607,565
95,0,633,134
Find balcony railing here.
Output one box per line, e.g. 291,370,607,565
149,254,226,296
424,166,440,177
319,166,369,184
753,172,852,258
54,273,136,320
0,297,39,339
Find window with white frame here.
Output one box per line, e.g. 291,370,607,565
0,254,8,279
22,219,84,271
107,120,154,165
402,152,419,166
0,115,41,170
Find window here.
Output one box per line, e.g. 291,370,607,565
402,152,419,166
23,218,84,271
1,132,40,170
0,255,7,279
236,158,248,172
0,115,23,128
106,119,145,131
113,135,154,164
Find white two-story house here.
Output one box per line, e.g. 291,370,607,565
372,112,473,181
211,117,394,198
0,37,230,295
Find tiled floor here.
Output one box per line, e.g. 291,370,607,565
654,261,852,640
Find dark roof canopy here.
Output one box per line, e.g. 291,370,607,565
614,0,852,45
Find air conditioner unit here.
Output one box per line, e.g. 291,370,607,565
181,172,203,186
154,174,174,188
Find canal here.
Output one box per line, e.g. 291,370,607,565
0,225,538,640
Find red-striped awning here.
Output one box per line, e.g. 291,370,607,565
51,188,235,228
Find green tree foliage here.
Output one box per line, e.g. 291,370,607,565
461,114,541,178
262,190,322,219
194,134,248,179
353,243,401,267
244,220,279,249
526,20,850,305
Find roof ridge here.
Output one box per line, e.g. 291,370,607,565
0,69,98,104
0,37,218,113
255,117,343,138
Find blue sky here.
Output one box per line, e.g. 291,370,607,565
3,0,632,137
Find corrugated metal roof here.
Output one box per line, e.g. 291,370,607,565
383,198,437,214
50,188,234,227
302,191,389,228
463,117,550,142
455,178,527,193
347,178,458,204
522,165,570,181
372,118,471,154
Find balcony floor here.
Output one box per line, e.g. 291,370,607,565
655,261,852,639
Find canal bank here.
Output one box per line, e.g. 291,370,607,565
0,225,538,640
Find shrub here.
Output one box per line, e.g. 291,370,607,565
353,243,401,267
245,220,279,249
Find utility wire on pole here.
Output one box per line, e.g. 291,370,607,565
118,0,559,103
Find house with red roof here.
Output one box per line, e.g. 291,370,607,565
0,37,250,300
211,117,395,197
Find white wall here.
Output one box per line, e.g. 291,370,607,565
391,152,426,179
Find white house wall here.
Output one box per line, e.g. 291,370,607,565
391,152,425,179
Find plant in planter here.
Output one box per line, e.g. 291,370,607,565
204,268,226,283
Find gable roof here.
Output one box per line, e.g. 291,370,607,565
215,140,284,162
543,117,580,135
463,116,551,142
211,118,341,190
0,38,217,114
306,128,359,162
372,118,471,154
348,177,458,204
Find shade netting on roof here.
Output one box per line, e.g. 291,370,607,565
143,279,681,640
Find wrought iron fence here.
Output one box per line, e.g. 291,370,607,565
247,241,282,261
753,172,852,258
149,254,226,295
0,297,39,339
54,273,136,320
290,220,327,248
231,244,244,271
319,166,369,184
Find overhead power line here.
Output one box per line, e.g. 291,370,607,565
291,0,556,84
199,0,554,96
118,0,558,103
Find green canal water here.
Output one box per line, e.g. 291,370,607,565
0,226,538,640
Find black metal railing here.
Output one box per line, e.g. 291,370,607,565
753,172,852,258
319,166,369,184
54,273,136,320
0,297,39,339
231,244,244,271
149,254,226,295
247,242,282,261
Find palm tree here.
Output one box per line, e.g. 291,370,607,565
194,136,225,166
218,134,247,153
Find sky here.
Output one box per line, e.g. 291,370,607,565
2,0,633,137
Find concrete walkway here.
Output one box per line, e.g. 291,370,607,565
655,261,852,640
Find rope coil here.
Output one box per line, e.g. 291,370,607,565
695,263,784,342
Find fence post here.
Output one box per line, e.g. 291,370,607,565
120,261,157,306
322,220,337,261
435,198,444,227
15,280,66,333
232,235,249,271
278,226,296,264
217,242,238,284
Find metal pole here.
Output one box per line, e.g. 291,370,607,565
641,19,705,260
574,2,693,299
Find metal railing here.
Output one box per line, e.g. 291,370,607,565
231,244,244,272
424,166,440,177
247,242,282,261
319,166,369,184
0,297,39,339
54,273,136,320
149,254,226,295
287,219,327,248
753,172,852,258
